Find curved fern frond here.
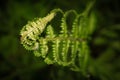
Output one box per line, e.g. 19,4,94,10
20,1,96,72
20,12,55,50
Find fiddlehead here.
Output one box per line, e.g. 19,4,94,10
20,12,55,50
20,1,96,72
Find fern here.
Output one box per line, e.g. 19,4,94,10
20,1,96,72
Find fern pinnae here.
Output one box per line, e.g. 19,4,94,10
59,11,69,64
52,39,62,65
46,25,55,38
40,38,48,58
20,0,96,72
70,15,80,69
60,10,77,65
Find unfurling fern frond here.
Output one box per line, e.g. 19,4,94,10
20,1,96,72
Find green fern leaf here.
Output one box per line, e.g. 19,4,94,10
20,1,96,72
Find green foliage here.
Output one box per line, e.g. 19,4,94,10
1,0,120,80
20,1,96,73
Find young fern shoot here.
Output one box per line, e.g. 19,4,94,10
20,1,96,72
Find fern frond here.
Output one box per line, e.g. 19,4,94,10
20,1,96,72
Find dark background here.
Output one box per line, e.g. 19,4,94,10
0,0,120,80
